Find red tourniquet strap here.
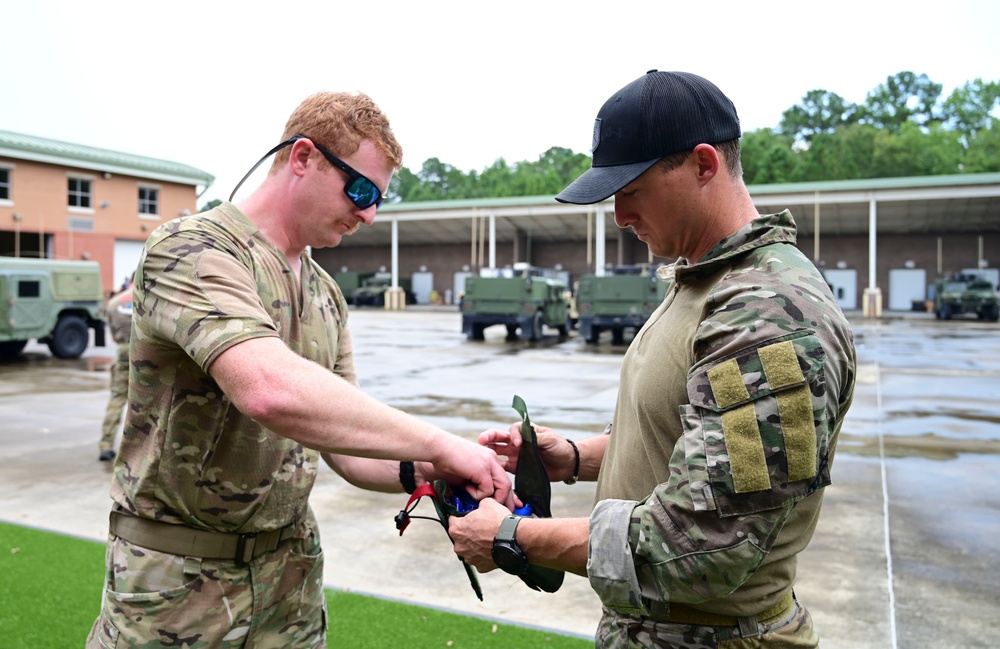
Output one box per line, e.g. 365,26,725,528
397,483,439,536
407,482,438,504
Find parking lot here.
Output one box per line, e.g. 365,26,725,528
1,307,998,647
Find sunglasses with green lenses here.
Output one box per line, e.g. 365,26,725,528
229,134,385,210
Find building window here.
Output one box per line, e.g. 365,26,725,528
68,177,92,209
0,168,10,201
139,186,159,216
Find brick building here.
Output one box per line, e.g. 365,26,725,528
0,129,213,294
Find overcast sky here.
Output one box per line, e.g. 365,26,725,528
3,0,999,203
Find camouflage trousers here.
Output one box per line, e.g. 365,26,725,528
86,514,327,648
99,345,129,452
595,599,819,649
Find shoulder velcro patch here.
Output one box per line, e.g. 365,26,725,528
688,332,827,508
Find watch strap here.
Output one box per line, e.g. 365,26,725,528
495,515,521,544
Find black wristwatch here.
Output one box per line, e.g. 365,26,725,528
491,515,529,576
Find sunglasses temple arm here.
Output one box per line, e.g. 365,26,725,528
228,138,300,202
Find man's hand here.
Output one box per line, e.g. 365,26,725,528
430,437,515,510
479,422,578,483
447,497,509,573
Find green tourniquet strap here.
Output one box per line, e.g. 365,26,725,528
109,511,298,565
721,404,771,493
708,359,750,408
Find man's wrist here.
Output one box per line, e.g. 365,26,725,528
563,438,580,485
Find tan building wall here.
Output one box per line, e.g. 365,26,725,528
0,157,201,293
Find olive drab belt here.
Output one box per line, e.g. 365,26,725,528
644,590,796,636
109,510,299,566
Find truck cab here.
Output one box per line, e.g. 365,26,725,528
0,258,106,359
576,264,669,345
461,264,570,341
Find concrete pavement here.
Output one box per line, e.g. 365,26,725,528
1,308,998,647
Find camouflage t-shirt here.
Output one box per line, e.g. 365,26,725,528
589,210,857,620
109,202,356,533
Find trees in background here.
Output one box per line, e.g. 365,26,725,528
741,72,999,185
199,72,998,209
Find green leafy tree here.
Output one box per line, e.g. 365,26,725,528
962,126,1000,172
199,198,222,212
795,124,879,181
943,78,1000,144
860,71,943,133
386,71,998,199
779,90,858,142
741,128,799,185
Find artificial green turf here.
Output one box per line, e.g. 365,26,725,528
0,522,590,648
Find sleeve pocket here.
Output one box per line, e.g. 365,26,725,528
682,331,833,517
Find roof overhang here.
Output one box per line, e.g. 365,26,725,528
335,173,1000,248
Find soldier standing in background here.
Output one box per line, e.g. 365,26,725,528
98,277,132,462
449,70,857,648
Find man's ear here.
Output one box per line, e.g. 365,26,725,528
289,138,314,177
691,143,720,185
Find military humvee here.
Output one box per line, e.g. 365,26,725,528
461,264,570,341
576,264,670,344
933,273,1000,321
0,257,107,359
351,274,415,307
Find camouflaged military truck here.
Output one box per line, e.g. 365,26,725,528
351,274,415,307
0,257,106,359
576,264,670,344
933,273,1000,321
461,264,570,341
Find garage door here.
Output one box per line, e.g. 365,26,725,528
113,240,146,290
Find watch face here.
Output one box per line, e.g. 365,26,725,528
492,542,527,575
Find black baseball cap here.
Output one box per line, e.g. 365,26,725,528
555,70,741,205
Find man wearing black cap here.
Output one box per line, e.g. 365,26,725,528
450,71,857,647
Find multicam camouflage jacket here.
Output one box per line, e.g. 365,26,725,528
590,210,857,620
109,202,356,533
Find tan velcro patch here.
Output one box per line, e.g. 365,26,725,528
758,340,804,389
707,359,750,409
776,386,817,481
721,404,771,493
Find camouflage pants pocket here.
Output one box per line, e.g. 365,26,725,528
247,534,327,648
87,536,253,649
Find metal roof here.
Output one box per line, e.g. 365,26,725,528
340,172,1000,249
0,129,215,187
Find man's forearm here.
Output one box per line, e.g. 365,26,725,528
514,516,590,577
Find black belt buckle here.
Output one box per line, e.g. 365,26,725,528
235,532,257,567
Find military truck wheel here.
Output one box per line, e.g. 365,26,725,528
0,340,28,360
48,315,89,359
469,323,486,341
940,303,953,320
529,311,543,341
984,305,1000,322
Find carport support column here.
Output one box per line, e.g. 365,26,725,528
489,213,496,269
595,205,607,277
385,217,406,311
862,195,882,318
